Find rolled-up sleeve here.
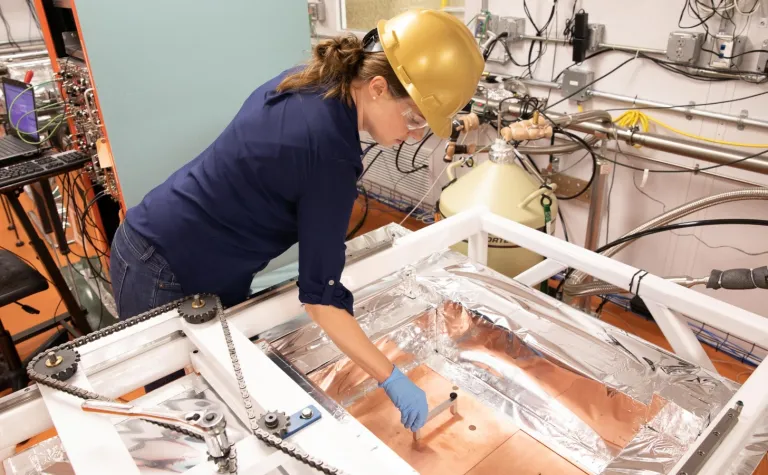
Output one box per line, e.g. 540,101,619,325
296,158,358,315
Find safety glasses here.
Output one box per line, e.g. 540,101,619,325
400,105,428,131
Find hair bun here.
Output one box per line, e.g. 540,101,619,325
315,35,365,79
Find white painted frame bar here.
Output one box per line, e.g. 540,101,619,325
3,208,766,474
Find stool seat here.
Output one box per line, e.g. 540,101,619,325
0,250,48,306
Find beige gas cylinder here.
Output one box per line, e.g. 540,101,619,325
437,140,558,278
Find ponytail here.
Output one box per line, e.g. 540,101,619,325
277,34,407,106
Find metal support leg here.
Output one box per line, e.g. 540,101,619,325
39,178,70,255
2,195,23,247
575,158,612,311
644,301,716,372
4,189,91,334
468,231,488,265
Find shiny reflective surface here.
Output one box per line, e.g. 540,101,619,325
4,374,248,474
272,252,757,475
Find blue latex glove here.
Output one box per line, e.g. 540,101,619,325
379,366,428,431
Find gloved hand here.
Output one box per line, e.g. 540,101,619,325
379,366,428,431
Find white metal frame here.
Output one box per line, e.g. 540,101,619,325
2,208,766,475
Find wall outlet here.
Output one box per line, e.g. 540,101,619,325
666,31,704,64
709,34,746,69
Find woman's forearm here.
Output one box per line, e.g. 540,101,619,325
305,304,394,383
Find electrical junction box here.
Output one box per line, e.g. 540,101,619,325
755,41,768,73
476,14,525,41
666,31,703,64
562,68,594,102
500,17,526,41
709,34,745,69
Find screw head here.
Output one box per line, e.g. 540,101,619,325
300,407,314,420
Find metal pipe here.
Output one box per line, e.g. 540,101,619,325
590,90,768,129
605,144,768,188
565,276,710,298
484,96,768,174
559,117,768,175
483,76,768,130
0,50,49,62
566,188,768,289
516,36,666,56
518,139,597,155
520,35,570,45
597,42,667,56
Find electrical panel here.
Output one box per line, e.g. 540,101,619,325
58,59,117,197
709,34,745,69
562,68,594,102
666,32,704,65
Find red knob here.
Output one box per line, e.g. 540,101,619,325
24,70,34,83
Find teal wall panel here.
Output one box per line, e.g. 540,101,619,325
74,1,311,208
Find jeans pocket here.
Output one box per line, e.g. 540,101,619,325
154,279,185,308
110,245,130,318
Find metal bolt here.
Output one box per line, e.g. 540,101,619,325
205,412,216,422
45,352,63,368
192,294,205,309
697,450,706,456
300,407,314,419
713,431,721,436
264,414,279,429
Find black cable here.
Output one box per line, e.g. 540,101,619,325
595,219,768,255
552,130,597,200
0,5,21,51
522,0,558,78
553,48,613,82
558,207,570,242
546,55,638,110
395,137,429,175
359,150,382,182
411,132,433,170
609,140,768,174
346,185,368,240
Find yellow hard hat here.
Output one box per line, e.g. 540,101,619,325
375,9,484,138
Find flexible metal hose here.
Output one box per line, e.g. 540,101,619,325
564,276,709,298
566,188,768,291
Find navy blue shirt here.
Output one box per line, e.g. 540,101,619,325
126,69,362,312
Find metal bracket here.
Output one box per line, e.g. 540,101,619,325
399,266,419,299
283,405,322,438
686,102,695,121
413,392,459,441
677,401,743,475
737,109,749,130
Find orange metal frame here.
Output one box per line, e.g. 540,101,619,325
32,0,125,268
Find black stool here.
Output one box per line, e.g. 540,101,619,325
0,250,50,390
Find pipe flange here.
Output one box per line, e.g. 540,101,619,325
257,411,291,438
33,348,80,381
178,294,217,324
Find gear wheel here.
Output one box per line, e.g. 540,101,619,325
257,411,291,438
178,294,217,324
32,348,80,381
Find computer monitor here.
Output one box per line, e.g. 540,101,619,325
2,78,39,142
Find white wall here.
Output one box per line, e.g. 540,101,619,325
316,0,768,319
0,0,43,45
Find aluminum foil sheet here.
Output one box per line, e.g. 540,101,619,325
3,374,248,475
269,250,759,475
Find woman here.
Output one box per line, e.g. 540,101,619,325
109,9,483,432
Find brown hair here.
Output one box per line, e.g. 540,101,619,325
276,34,408,106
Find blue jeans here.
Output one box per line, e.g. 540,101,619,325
110,221,186,390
